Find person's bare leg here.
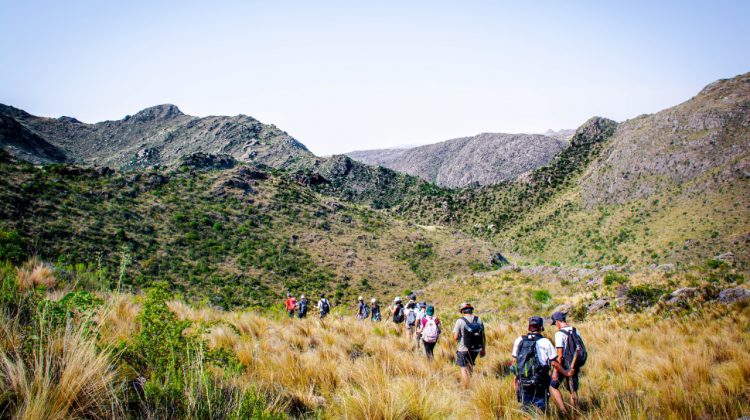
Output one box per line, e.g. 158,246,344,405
460,367,471,388
571,390,578,408
550,387,567,415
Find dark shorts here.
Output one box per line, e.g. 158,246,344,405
550,370,580,392
456,351,480,367
518,387,549,410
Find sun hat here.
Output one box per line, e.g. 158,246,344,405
358,296,363,301
394,296,401,303
371,298,377,304
459,302,474,312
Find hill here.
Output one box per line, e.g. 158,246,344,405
0,103,315,170
346,132,567,187
0,152,495,309
395,72,750,269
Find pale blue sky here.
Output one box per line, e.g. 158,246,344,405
1,1,748,155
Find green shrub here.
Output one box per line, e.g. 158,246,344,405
603,271,629,286
0,229,26,264
531,289,551,305
626,285,666,311
706,258,724,269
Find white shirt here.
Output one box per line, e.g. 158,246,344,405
317,298,329,310
554,326,583,350
511,334,558,366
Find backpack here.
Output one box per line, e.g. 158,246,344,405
298,300,308,316
461,316,484,352
422,317,439,343
320,299,330,314
515,334,549,390
406,308,417,326
359,303,370,318
393,305,404,323
561,328,587,368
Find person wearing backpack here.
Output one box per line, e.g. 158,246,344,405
297,295,308,318
452,302,485,388
418,305,441,359
549,311,586,414
414,302,427,351
511,316,573,412
356,296,370,320
391,297,405,334
404,300,418,341
370,298,382,322
317,293,331,319
285,293,297,318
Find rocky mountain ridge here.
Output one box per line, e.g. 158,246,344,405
0,103,315,170
347,132,568,187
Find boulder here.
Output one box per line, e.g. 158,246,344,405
714,252,736,267
489,253,510,267
587,299,610,314
664,287,699,305
718,287,750,304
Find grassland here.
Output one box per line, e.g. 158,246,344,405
1,259,748,419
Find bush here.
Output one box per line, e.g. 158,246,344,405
603,271,629,286
531,289,551,305
626,285,666,311
0,229,26,264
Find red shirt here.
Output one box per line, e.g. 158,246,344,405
285,297,297,311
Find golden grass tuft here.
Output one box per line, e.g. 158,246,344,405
0,322,123,419
15,258,56,291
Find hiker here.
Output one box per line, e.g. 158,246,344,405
370,298,381,322
414,302,427,350
391,297,405,333
452,302,486,388
285,293,297,318
297,295,309,318
549,311,586,414
418,305,441,358
405,299,419,341
511,316,573,412
317,293,331,319
356,296,370,320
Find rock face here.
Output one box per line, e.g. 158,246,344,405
580,72,750,206
0,103,315,170
0,114,67,164
347,133,567,188
718,287,750,304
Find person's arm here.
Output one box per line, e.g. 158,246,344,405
550,358,572,377
552,348,564,380
452,319,462,342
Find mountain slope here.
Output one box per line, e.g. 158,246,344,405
395,72,750,268
0,114,68,164
347,133,567,187
0,154,496,308
0,104,315,170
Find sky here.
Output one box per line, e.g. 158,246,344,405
1,1,749,156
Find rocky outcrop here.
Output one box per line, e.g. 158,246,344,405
0,103,315,170
580,72,750,206
347,133,567,188
0,114,67,164
718,287,750,304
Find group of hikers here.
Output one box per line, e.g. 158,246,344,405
282,292,587,414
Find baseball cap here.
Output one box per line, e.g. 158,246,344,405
551,311,566,323
528,316,544,327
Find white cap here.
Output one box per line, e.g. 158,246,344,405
358,296,363,301
301,295,305,299
394,296,401,303
371,298,377,303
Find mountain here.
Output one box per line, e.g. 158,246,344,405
0,104,315,170
542,128,576,142
396,72,750,268
346,133,567,188
0,114,68,164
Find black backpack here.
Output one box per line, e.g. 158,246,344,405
561,328,587,368
515,334,550,390
462,316,484,351
298,300,308,316
320,299,330,314
393,305,404,323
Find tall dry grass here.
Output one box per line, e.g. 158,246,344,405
0,317,123,419
15,258,56,291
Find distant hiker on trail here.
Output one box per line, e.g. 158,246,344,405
285,293,297,318
391,297,405,333
549,311,586,414
418,305,441,359
452,302,486,388
370,298,381,322
297,295,308,319
317,294,331,319
356,296,370,320
511,316,573,412
405,299,419,341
